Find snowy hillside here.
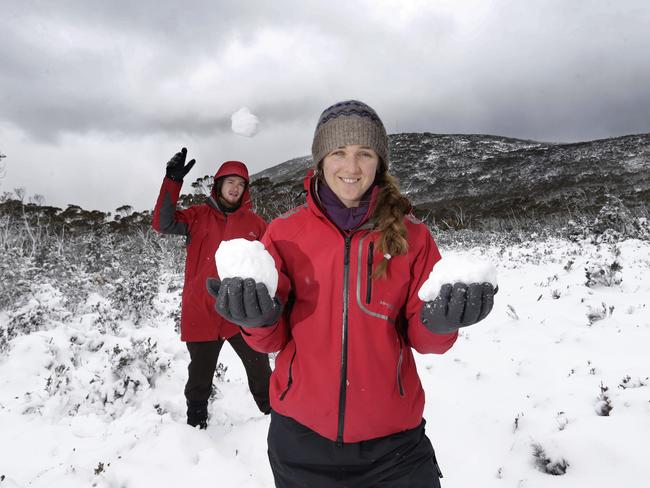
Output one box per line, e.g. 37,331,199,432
1,234,648,488
249,132,650,226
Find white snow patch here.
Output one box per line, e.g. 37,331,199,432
1,237,650,487
231,107,259,137
215,239,278,297
418,255,498,301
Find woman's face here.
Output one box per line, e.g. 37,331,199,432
321,145,379,208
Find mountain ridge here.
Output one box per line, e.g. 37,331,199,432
249,132,650,226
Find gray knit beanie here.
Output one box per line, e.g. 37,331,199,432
311,100,389,167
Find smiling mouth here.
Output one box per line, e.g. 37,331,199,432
339,177,361,184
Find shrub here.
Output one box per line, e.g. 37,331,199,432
531,443,569,475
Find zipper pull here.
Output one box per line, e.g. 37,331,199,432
344,236,351,265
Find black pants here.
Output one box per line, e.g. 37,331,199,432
268,412,443,488
184,334,271,413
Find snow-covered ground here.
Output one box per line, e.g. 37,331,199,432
1,237,649,487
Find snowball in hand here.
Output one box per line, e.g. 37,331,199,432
215,239,278,296
231,107,259,137
418,256,498,301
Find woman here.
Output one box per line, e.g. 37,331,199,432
207,100,496,487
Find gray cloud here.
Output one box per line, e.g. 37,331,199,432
1,0,649,211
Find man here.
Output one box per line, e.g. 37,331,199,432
153,147,271,429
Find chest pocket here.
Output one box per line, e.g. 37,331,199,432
355,235,402,323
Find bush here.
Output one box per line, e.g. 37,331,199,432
531,443,569,475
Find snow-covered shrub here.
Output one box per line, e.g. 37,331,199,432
595,382,613,416
83,229,119,275
585,261,623,287
630,216,650,240
44,363,71,396
618,375,647,389
584,245,623,287
90,301,123,335
589,195,634,237
586,302,610,325
0,250,36,311
1,304,49,354
109,261,160,325
208,363,229,402
109,337,170,388
170,307,181,335
531,443,569,475
215,362,228,382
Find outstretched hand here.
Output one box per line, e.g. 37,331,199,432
166,147,196,182
206,277,282,328
420,282,497,334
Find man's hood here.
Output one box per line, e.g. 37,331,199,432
212,160,252,210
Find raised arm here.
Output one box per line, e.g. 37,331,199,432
152,148,196,235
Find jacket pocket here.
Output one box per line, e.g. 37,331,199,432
279,349,297,400
366,241,374,304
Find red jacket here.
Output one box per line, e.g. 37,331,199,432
243,174,458,443
152,161,266,342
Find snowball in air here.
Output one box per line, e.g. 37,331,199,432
418,256,498,301
231,107,259,137
215,239,278,296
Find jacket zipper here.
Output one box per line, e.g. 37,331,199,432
337,235,352,445
365,241,374,304
397,336,405,397
279,349,297,400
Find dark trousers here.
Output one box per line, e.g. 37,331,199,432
268,411,443,488
184,334,271,414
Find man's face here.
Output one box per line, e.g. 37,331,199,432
220,175,246,205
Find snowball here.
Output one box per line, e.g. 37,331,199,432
418,256,498,301
231,107,259,137
215,239,278,296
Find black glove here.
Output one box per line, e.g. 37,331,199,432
166,147,196,182
420,282,497,334
206,277,283,328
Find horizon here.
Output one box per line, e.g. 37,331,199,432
3,129,648,215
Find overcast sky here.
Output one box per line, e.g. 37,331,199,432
1,0,649,212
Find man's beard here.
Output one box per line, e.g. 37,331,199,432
218,195,241,211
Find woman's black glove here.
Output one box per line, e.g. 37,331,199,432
166,147,196,182
206,277,283,328
420,282,497,334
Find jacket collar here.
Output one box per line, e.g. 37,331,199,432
304,168,379,233
207,195,247,217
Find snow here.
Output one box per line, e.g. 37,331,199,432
418,255,498,301
1,237,650,487
231,107,260,137
215,239,278,297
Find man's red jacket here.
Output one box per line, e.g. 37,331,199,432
152,161,266,342
243,175,458,443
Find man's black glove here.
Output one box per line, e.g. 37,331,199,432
420,282,497,334
206,277,283,328
166,147,196,182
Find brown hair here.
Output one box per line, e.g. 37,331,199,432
371,164,410,279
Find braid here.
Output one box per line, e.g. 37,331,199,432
314,158,409,279
372,172,410,279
